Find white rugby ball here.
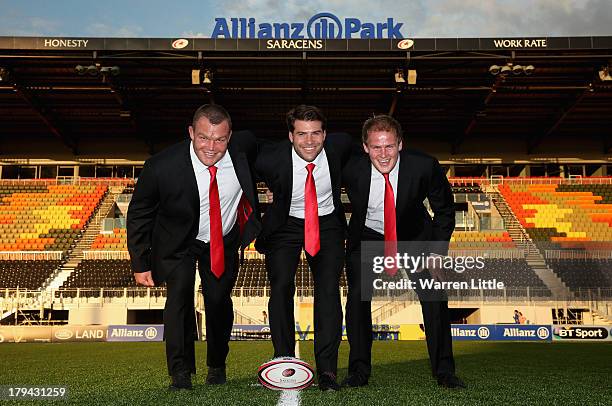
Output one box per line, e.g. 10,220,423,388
258,357,314,390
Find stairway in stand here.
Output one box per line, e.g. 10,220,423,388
489,190,571,299
43,189,120,293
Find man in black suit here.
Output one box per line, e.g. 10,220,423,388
255,105,351,391
342,115,465,389
127,104,260,390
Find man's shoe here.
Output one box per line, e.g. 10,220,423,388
437,374,466,389
168,371,192,391
341,371,369,388
318,372,341,392
206,367,227,385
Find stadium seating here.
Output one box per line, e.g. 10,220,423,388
444,258,551,296
234,256,347,293
62,259,135,289
90,228,127,250
0,184,107,252
499,183,612,246
498,182,612,291
450,231,515,249
0,260,62,289
449,179,484,193
546,259,612,289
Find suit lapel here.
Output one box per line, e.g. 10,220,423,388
357,156,372,221
324,143,342,204
180,140,200,218
395,150,410,213
228,145,256,207
279,141,293,215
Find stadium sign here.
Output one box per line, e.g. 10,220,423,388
552,326,611,341
43,38,89,48
107,325,164,342
451,325,552,341
211,13,405,39
51,326,107,342
493,38,547,48
2,35,611,52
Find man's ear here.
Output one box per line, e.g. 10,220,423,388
398,140,403,151
188,125,195,141
363,143,369,154
288,131,294,144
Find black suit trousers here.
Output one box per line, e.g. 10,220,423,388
265,214,344,375
345,226,455,378
164,224,240,375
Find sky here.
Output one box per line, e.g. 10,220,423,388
0,0,611,38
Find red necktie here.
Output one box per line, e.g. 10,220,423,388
237,193,252,236
383,172,398,276
208,165,224,278
304,163,320,256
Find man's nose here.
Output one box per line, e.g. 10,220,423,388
203,139,215,150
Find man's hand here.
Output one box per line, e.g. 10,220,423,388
428,265,446,283
134,271,155,287
427,255,447,283
265,188,273,203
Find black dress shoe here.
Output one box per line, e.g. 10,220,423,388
437,374,466,389
169,371,192,391
206,366,227,385
341,372,369,388
318,372,341,392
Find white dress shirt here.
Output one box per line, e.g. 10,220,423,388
190,142,242,242
365,155,400,235
289,147,335,218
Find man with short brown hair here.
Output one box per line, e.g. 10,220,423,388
255,105,352,391
342,114,464,389
127,104,260,390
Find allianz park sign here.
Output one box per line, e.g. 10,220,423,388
211,12,405,39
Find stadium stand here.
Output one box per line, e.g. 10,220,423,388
90,228,127,250
0,259,63,290
450,230,514,249
61,259,135,293
546,259,612,288
498,183,612,245
498,182,612,291
0,184,107,252
0,178,608,301
0,183,108,290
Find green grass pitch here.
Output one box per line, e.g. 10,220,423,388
1,341,611,405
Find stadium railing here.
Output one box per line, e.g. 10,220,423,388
0,251,64,260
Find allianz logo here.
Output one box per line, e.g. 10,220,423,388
110,327,158,339
451,326,490,339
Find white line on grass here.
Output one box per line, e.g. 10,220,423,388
276,341,301,406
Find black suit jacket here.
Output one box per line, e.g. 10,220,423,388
127,132,261,283
254,133,353,254
344,148,455,255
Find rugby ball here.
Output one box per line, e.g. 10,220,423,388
258,357,314,390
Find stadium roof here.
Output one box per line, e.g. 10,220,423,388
0,36,611,157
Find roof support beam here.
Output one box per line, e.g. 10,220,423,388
12,81,77,154
527,88,591,154
452,76,503,154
